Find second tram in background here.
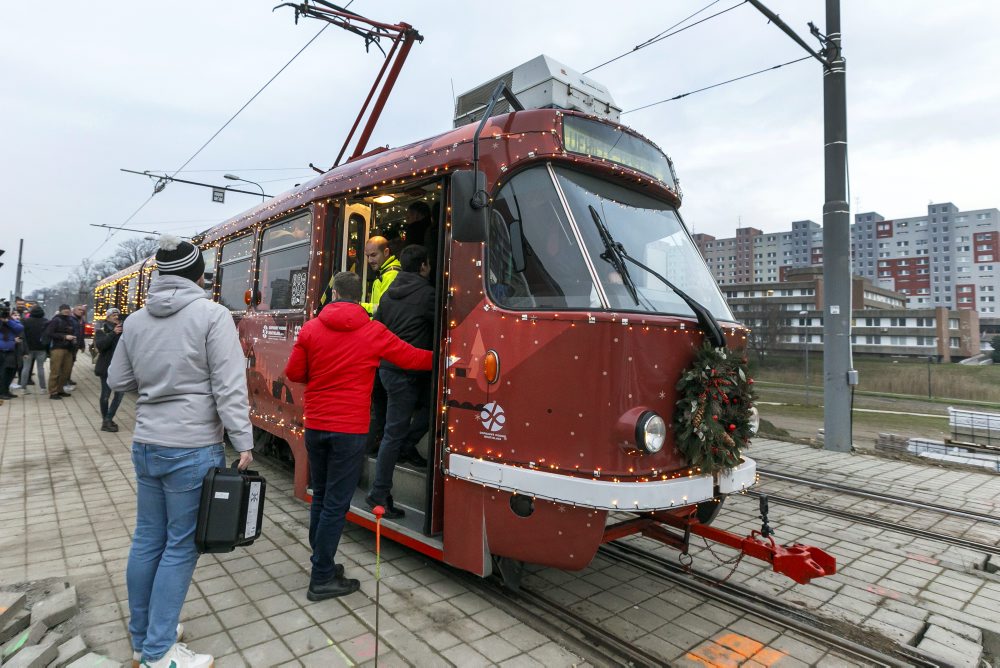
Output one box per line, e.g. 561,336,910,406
96,55,834,585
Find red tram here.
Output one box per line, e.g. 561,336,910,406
96,57,834,586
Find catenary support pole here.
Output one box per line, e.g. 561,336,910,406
821,0,852,452
14,239,24,299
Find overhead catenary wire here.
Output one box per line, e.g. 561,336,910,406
584,0,747,74
622,55,812,114
88,15,344,260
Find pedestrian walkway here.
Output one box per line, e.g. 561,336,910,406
0,364,589,667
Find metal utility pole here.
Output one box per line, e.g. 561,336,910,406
748,0,854,452
14,239,24,299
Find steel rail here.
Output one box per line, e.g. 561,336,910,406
758,469,1000,526
744,490,1000,557
600,542,944,668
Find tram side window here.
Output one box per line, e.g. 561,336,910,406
126,276,139,313
218,234,255,311
258,216,311,311
487,166,596,309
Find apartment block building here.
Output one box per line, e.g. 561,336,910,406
724,267,980,360
693,202,1000,316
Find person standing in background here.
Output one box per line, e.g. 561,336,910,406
43,304,77,400
94,307,125,432
0,304,24,399
19,305,48,393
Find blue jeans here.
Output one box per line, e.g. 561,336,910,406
99,373,124,421
305,429,366,583
370,369,430,503
127,443,224,662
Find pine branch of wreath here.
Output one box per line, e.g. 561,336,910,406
674,341,756,474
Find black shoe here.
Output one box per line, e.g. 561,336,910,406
26,380,35,386
58,392,72,397
365,494,404,519
306,576,360,601
0,393,16,400
50,394,63,400
401,451,428,469
101,420,118,433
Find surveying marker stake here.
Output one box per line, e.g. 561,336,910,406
373,505,385,661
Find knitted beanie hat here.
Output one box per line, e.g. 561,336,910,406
156,235,205,283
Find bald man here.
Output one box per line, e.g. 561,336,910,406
360,236,401,315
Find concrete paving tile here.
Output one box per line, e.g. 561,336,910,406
229,619,276,649
255,593,299,617
240,638,294,667
320,615,368,643
282,625,333,655
181,614,223,642
341,632,377,664
299,645,354,667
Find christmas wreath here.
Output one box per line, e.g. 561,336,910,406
674,342,757,474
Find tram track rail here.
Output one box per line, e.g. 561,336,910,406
600,541,946,668
758,469,1000,526
452,568,665,667
742,489,1000,558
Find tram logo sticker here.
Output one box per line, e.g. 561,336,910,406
479,402,507,441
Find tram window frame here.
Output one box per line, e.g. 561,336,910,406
201,246,218,299
255,214,313,312
484,164,598,311
217,233,256,312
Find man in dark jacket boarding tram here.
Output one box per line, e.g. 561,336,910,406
109,235,254,668
284,271,433,602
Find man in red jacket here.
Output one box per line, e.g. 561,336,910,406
284,271,433,601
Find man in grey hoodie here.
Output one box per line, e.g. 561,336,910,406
109,235,253,668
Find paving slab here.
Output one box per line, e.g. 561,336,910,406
64,652,119,667
53,635,89,668
0,610,30,644
3,640,58,668
1,621,47,661
0,592,27,629
30,586,78,628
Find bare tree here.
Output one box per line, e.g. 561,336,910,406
744,299,790,365
107,237,159,271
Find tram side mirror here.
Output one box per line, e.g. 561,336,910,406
451,170,488,242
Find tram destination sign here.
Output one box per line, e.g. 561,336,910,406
563,116,675,189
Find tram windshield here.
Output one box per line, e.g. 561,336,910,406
486,165,733,321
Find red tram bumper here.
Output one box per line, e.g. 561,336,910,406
445,455,835,584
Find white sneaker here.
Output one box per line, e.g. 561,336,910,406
9,383,22,391
133,624,185,667
140,642,210,668
63,384,75,392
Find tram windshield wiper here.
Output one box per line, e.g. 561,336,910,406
587,205,727,348
588,205,641,306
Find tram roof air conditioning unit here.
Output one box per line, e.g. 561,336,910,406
453,54,621,128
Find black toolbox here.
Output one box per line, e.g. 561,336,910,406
195,462,266,553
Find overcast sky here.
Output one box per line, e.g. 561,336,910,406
2,1,998,296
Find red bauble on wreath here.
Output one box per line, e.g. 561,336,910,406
673,341,757,474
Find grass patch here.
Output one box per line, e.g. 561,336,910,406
759,402,949,436
754,353,1000,403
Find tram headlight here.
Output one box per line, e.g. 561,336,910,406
748,406,760,436
636,411,666,454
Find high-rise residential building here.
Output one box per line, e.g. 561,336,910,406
693,202,1000,315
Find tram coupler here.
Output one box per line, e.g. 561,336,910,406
654,513,837,585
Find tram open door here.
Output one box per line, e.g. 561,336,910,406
341,179,450,562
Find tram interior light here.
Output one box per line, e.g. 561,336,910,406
636,411,666,454
372,194,395,204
